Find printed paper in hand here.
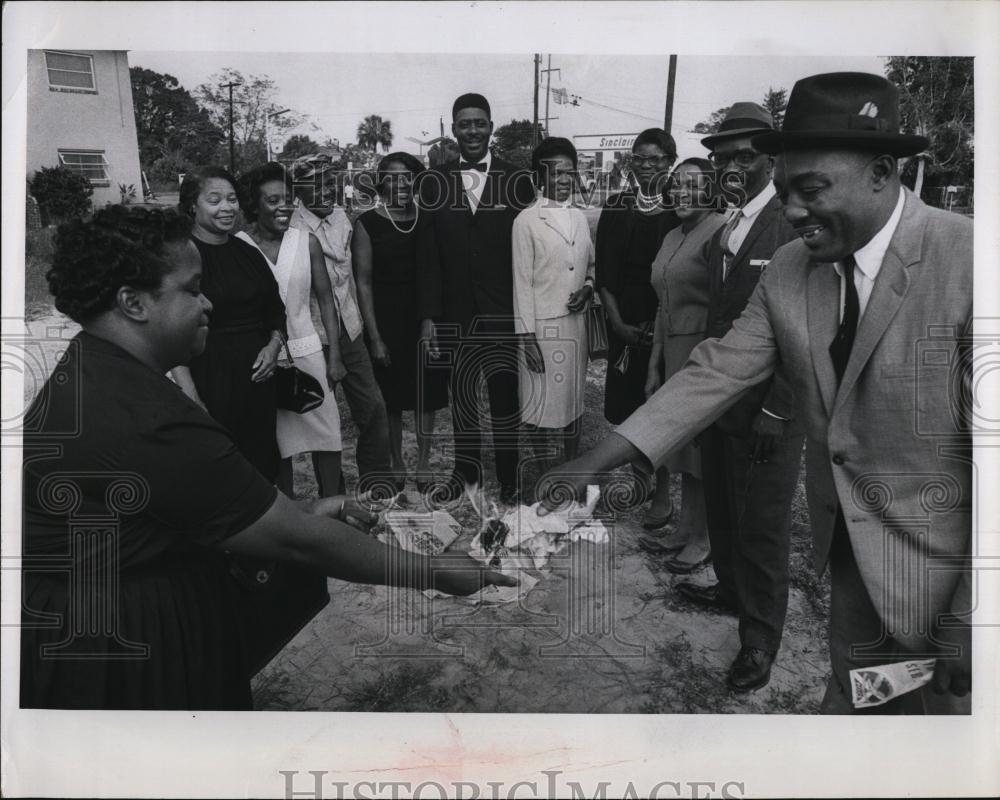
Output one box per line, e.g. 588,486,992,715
849,659,936,708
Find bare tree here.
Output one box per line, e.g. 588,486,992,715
196,68,306,171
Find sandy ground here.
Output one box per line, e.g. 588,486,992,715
254,355,831,714
20,308,830,714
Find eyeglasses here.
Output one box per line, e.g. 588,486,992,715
709,149,763,169
630,154,671,166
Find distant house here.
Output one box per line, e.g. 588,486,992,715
26,50,143,208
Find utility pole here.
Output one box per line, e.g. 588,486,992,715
663,55,678,134
220,81,242,173
439,116,444,137
533,54,541,147
541,55,562,137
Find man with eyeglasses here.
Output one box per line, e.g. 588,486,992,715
539,73,972,714
665,102,806,692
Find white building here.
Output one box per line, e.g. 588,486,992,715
26,50,143,209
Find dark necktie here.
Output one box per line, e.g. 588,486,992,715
828,254,860,385
459,161,487,172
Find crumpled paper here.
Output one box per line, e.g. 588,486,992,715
470,485,607,570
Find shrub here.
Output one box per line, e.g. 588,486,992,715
29,166,93,223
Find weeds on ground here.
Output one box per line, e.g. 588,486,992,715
342,663,452,711
25,227,57,320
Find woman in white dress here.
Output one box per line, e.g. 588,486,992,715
513,137,595,475
237,163,344,497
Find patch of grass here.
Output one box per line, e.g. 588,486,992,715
342,663,452,711
641,634,733,713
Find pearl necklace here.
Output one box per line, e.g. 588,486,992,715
635,187,664,213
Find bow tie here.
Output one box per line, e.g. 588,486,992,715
460,161,487,172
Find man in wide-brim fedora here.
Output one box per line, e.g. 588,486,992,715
538,72,972,714
664,101,807,695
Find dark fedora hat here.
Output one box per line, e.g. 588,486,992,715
700,102,775,150
751,72,928,157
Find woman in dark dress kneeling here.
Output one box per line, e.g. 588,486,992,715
20,206,514,710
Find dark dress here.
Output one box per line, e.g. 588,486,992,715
360,209,449,413
188,235,286,481
20,332,279,709
594,192,680,424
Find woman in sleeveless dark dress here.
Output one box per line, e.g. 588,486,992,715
595,128,680,529
354,152,449,494
170,167,327,674
170,166,285,482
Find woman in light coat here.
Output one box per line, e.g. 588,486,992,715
513,137,595,475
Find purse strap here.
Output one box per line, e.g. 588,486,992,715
277,332,295,365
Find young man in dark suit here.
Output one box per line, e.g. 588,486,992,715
671,103,805,692
416,93,537,504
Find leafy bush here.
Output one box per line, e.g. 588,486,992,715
29,166,93,223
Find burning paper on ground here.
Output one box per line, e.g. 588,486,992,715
385,509,461,555
849,659,936,708
470,484,607,570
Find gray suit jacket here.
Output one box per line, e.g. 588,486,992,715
617,189,973,650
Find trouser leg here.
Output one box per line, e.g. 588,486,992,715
448,341,484,485
701,426,738,603
483,340,522,492
731,432,803,653
336,331,391,484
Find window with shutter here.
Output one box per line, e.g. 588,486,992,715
58,150,110,185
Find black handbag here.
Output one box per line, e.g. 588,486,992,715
274,337,325,414
586,301,609,360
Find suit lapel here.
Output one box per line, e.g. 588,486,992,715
538,204,572,244
477,168,499,213
807,261,841,417
834,192,922,411
446,164,473,215
729,196,781,269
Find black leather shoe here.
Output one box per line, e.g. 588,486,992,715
726,646,775,692
675,581,737,615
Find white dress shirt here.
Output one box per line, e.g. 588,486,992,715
726,181,777,256
832,187,905,321
460,150,492,213
290,203,364,341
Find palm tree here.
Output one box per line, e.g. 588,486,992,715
356,114,393,153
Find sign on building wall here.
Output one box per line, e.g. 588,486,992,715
572,133,639,152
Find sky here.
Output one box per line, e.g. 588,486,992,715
129,51,889,161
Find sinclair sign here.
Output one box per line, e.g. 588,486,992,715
573,133,639,151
